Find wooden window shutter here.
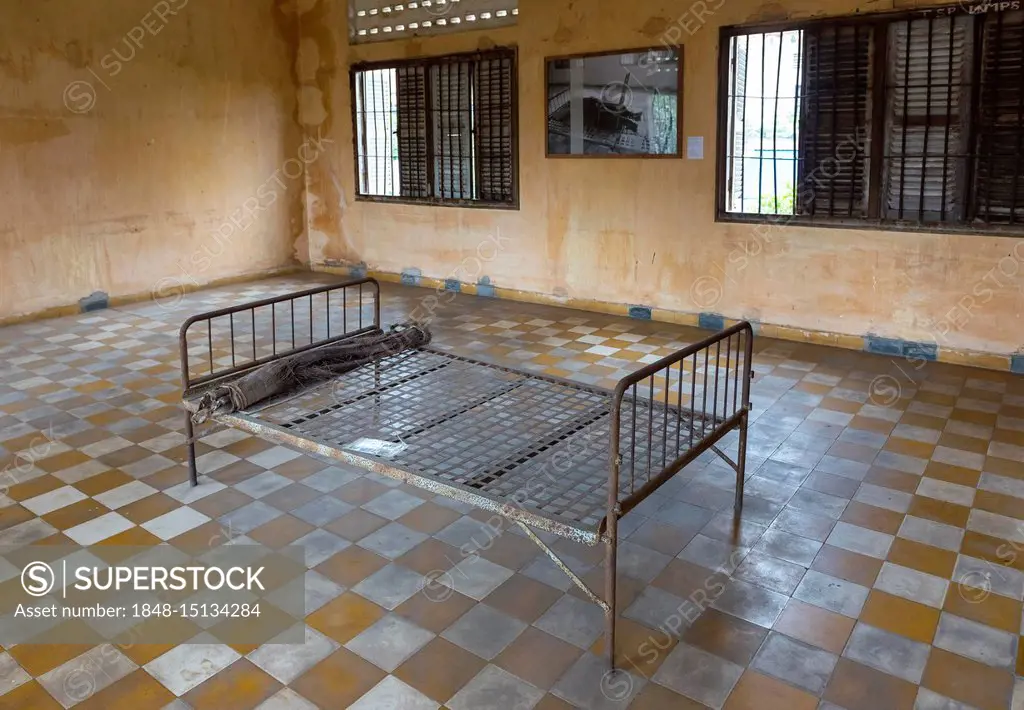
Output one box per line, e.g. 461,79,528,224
798,24,872,218
474,54,516,204
429,62,475,200
883,16,972,222
973,10,1024,224
396,65,429,198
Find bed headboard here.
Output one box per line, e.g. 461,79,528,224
178,278,381,397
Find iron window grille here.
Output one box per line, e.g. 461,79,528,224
351,48,518,208
717,5,1024,233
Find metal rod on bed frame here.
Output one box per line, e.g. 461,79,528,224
178,278,381,487
603,321,754,670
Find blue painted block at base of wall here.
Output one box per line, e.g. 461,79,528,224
1012,355,1024,374
444,279,461,293
401,268,422,286
903,341,938,362
865,335,903,356
79,292,109,313
477,283,496,298
349,263,367,279
628,305,652,320
699,312,725,331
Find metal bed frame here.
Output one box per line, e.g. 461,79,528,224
178,277,754,669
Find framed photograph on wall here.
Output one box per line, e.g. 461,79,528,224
545,46,682,157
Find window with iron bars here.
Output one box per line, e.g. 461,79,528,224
352,49,518,208
718,6,1024,232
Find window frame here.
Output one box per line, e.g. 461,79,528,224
714,7,1024,236
350,47,520,210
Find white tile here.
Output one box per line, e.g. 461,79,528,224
898,515,964,552
144,644,240,695
979,472,1024,501
875,562,949,609
142,507,210,541
164,479,227,504
0,652,31,697
916,477,976,507
22,486,87,516
65,512,135,545
853,483,912,513
825,522,893,560
94,481,157,510
348,676,440,710
247,446,302,469
968,509,1024,544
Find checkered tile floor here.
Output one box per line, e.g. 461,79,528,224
1,273,1023,709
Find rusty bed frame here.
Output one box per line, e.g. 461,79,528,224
178,277,753,669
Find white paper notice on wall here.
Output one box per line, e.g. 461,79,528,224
687,137,704,160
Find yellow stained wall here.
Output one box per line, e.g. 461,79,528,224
299,0,1024,358
0,0,305,321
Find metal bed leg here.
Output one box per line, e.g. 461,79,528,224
604,516,618,671
184,412,199,487
734,409,748,514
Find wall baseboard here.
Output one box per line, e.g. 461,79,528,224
312,264,1018,373
0,266,304,327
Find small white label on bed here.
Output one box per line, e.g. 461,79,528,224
345,438,407,458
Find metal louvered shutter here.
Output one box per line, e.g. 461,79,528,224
475,54,515,203
973,9,1024,224
798,23,871,218
396,66,429,198
883,16,972,222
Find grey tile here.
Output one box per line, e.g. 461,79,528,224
711,578,789,628
615,541,673,583
787,488,849,520
678,535,748,573
914,687,977,710
292,496,355,526
733,551,807,595
0,651,32,697
257,688,320,710
653,500,716,528
247,625,338,684
446,556,514,600
652,642,744,709
793,570,869,618
700,514,768,548
219,501,284,535
300,466,359,493
751,631,838,694
348,676,439,710
769,507,836,542
449,665,545,710
853,483,913,513
933,612,1018,670
352,563,426,610
345,613,434,672
234,471,293,499
754,529,823,566
844,622,931,683
434,516,496,549
442,604,527,660
551,653,645,710
39,644,136,706
825,522,894,560
534,594,606,649
362,489,426,520
875,562,949,609
358,522,429,560
294,529,351,567
520,553,587,592
623,586,695,635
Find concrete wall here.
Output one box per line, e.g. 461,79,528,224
299,0,1024,360
0,0,305,321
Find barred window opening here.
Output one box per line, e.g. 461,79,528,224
353,49,517,208
720,7,1024,232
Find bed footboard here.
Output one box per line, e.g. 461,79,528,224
601,321,753,669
